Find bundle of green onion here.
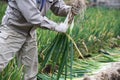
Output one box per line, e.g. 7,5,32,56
40,0,86,79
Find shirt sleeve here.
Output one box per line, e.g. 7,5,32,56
15,0,58,30
50,0,71,17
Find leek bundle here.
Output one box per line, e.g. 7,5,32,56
40,0,86,79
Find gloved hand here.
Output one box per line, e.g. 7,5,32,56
55,23,68,33
71,5,81,15
71,0,86,15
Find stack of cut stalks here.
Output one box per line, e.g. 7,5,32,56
40,0,86,80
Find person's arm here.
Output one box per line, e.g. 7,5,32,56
50,0,71,17
15,0,56,29
15,0,67,32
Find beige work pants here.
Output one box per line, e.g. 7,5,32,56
0,25,38,80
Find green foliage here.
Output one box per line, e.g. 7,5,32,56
72,7,120,54
37,7,120,57
37,7,120,80
0,2,7,23
0,59,24,80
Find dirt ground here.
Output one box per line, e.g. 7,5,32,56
83,62,120,80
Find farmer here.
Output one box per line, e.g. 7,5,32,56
0,0,80,80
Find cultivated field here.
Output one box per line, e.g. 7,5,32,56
0,1,120,80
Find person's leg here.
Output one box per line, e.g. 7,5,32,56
17,30,38,80
0,25,26,72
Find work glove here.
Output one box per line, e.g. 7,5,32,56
71,5,81,15
55,23,68,33
71,0,86,15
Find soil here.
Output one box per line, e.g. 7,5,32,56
83,62,120,80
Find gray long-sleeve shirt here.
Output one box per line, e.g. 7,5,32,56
1,0,70,35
